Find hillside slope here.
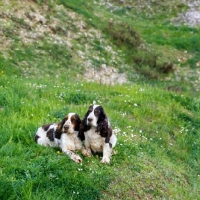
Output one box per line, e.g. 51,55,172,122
0,0,200,199
1,0,200,92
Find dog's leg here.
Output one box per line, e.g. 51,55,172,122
101,143,112,164
62,149,82,163
82,137,92,157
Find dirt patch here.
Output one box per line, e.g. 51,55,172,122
173,0,200,27
84,64,128,85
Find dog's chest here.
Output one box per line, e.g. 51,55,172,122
61,133,82,151
86,128,104,152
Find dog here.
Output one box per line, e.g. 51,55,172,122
35,113,83,163
80,102,117,164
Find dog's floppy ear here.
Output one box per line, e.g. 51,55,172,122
80,108,92,129
97,120,112,138
74,114,81,131
96,107,111,137
55,118,65,139
78,121,85,141
78,111,91,141
57,117,66,131
83,109,90,126
78,127,85,141
97,107,107,124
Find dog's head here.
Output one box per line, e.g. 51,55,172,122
85,104,106,127
57,113,81,134
80,104,112,138
79,103,112,139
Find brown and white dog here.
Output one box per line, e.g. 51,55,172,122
35,113,84,163
80,103,117,164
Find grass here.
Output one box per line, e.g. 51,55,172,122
0,74,199,199
0,0,200,199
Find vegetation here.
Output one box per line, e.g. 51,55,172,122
0,0,199,199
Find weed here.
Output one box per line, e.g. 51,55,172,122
105,21,141,49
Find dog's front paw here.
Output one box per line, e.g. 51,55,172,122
82,148,92,157
100,157,110,164
73,155,82,163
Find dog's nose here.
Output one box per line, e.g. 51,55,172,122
88,118,93,122
64,125,69,130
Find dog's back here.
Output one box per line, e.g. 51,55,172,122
35,123,60,147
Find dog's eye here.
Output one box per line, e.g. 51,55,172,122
94,109,100,116
71,116,76,124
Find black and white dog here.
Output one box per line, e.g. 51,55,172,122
35,113,83,163
80,103,117,164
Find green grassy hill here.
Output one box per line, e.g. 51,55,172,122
0,0,199,199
